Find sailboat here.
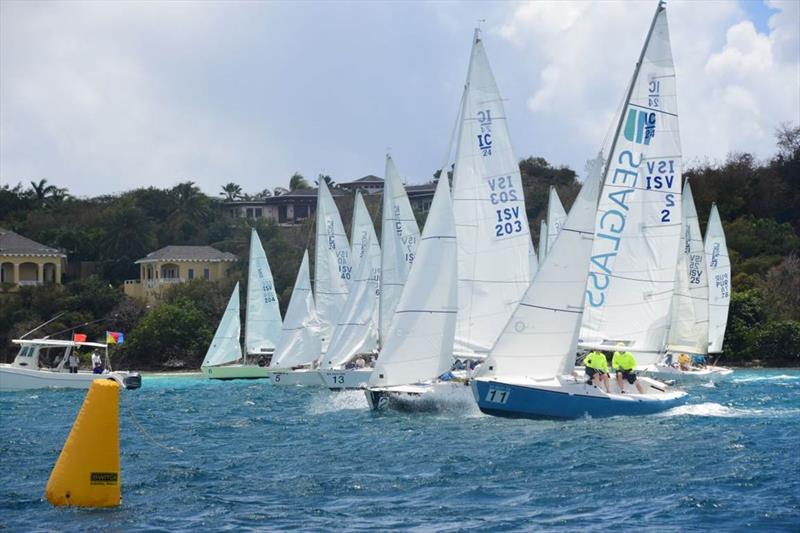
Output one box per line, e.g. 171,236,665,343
639,189,733,382
318,190,381,389
474,1,688,418
269,250,325,386
545,186,567,256
365,171,459,410
451,29,532,363
705,204,732,355
202,229,281,380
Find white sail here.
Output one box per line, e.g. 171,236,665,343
245,229,283,356
479,155,602,379
314,178,351,350
322,231,380,368
529,237,539,281
666,181,709,355
579,5,683,355
538,220,547,265
202,283,242,367
379,154,421,343
705,204,730,353
452,30,531,357
350,190,382,280
368,175,457,387
546,187,567,255
270,251,321,368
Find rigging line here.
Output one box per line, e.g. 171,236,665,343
122,396,184,454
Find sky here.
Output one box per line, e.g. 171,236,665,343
1,0,798,198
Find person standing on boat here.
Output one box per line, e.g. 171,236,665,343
68,353,80,374
583,351,610,392
91,351,103,374
612,348,644,393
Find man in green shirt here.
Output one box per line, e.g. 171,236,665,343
583,350,610,392
612,348,645,393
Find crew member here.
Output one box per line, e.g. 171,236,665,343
612,348,645,393
91,351,103,374
68,353,80,374
677,353,691,371
583,350,610,392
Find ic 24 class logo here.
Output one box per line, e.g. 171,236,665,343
623,108,656,145
476,109,493,156
710,242,720,268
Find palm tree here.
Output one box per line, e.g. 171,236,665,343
289,172,311,191
220,182,243,201
315,174,337,189
29,179,58,207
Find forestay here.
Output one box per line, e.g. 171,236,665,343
202,283,242,367
579,4,683,354
323,233,380,369
478,156,602,379
545,187,567,255
245,229,283,356
705,203,731,353
452,30,531,356
369,175,457,388
379,155,420,344
314,178,351,350
270,251,322,368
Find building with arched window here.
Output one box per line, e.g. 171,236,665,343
0,228,66,289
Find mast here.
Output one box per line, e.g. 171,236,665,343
599,0,666,195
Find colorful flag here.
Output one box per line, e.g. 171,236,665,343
106,331,125,345
73,333,87,342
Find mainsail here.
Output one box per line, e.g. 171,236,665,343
705,203,731,353
665,181,709,356
545,186,567,255
322,231,380,369
452,29,532,357
479,154,602,379
270,251,321,368
579,3,683,354
350,190,382,281
314,178,351,350
368,175,457,388
379,154,420,343
245,229,283,356
201,283,242,367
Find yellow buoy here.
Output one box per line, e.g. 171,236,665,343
45,379,121,507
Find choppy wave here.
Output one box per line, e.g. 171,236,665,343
307,389,369,414
732,374,800,383
660,402,764,417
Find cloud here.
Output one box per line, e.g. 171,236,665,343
495,0,799,174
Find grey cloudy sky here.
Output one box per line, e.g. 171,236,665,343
1,0,798,198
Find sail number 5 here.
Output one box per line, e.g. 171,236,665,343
485,388,510,404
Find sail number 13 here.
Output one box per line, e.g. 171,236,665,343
485,388,510,404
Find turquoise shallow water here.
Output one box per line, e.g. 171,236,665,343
1,369,799,531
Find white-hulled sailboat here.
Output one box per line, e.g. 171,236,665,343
365,170,459,410
474,1,688,418
202,229,281,379
269,250,325,386
640,189,733,382
318,191,381,389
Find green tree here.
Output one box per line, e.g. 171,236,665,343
220,183,243,201
28,179,58,207
289,172,311,191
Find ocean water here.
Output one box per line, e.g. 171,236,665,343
1,369,799,532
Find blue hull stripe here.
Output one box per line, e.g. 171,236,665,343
472,380,686,420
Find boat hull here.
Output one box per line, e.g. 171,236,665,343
318,368,372,390
202,364,270,380
365,380,474,412
0,365,141,391
268,368,324,386
471,376,687,420
638,365,733,384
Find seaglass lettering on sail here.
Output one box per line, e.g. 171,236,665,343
452,30,531,356
580,5,683,354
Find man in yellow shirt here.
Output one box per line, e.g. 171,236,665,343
612,349,645,393
583,350,610,392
